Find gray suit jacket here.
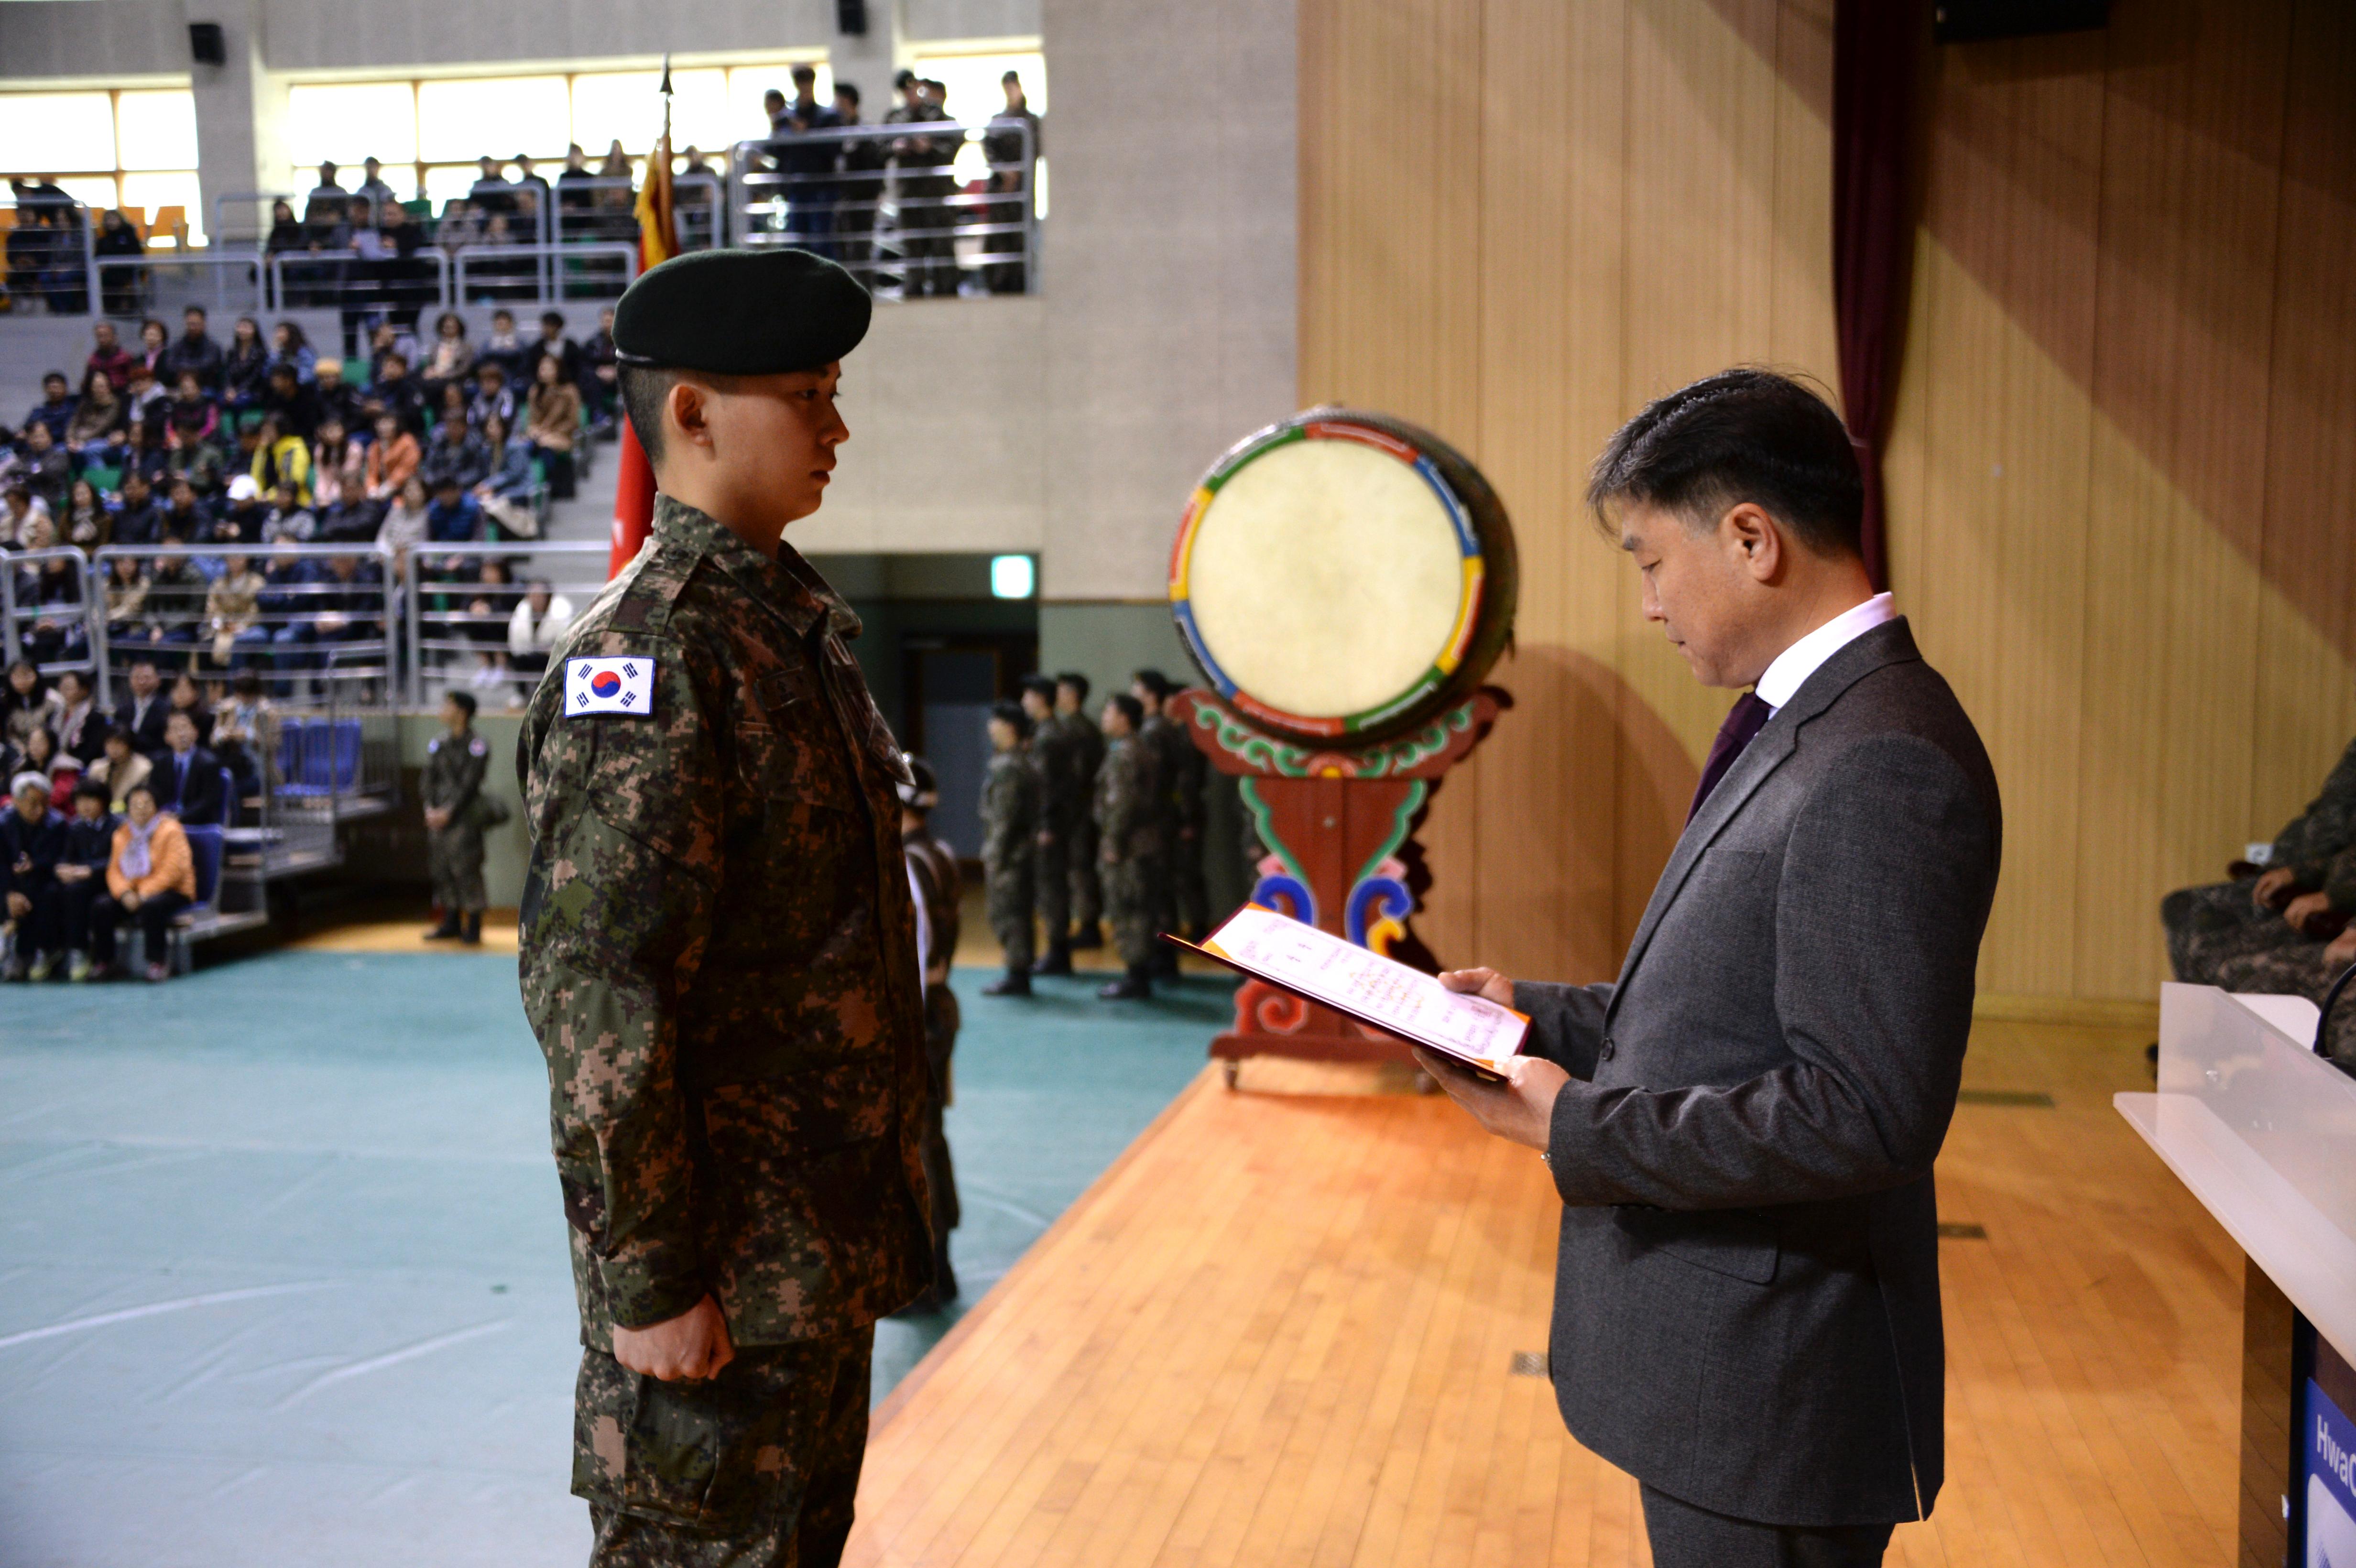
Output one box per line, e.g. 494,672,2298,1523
1516,617,2000,1528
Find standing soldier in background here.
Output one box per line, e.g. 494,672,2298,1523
422,689,491,946
899,754,963,1310
518,249,934,1568
1133,670,1206,967
1057,673,1105,949
1094,691,1162,1000
1019,673,1078,976
980,698,1039,996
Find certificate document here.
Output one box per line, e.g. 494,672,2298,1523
1183,905,1529,1074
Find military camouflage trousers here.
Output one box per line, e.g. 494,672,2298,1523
576,1327,873,1568
2163,880,2316,988
985,860,1035,970
429,822,486,914
1034,831,1071,947
1101,854,1164,968
1070,818,1103,933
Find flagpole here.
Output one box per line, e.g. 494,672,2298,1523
607,64,682,579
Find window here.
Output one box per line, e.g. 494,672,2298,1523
905,51,1046,214
280,61,829,224
0,86,206,244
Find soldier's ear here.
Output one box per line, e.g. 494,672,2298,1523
665,378,714,456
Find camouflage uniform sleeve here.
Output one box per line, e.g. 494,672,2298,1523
2274,736,2356,879
521,640,720,1330
1099,746,1141,849
2326,846,2356,915
982,756,1025,865
447,736,488,818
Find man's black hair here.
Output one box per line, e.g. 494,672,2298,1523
1106,693,1144,729
1018,673,1057,702
73,777,112,806
1054,671,1090,700
618,364,683,464
541,309,564,328
1131,668,1173,699
990,698,1031,738
894,67,917,89
43,371,65,388
446,689,478,718
836,82,861,107
1002,69,1021,84
433,474,462,492
792,62,817,82
184,304,207,320
1586,367,1863,559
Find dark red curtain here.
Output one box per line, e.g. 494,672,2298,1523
1832,0,1923,593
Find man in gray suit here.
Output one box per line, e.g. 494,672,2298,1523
1418,369,2002,1567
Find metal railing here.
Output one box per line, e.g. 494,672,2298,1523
403,540,606,708
453,241,637,305
90,543,401,713
729,118,1039,297
1,544,98,678
2,207,104,316
264,245,452,315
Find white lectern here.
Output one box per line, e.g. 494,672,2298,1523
2116,982,2356,1568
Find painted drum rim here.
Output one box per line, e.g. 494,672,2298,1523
1169,407,1517,746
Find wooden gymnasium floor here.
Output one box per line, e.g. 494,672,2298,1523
845,1015,2242,1567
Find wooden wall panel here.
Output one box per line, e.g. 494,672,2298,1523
1301,0,2356,1001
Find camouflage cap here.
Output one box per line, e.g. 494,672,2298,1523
613,247,872,375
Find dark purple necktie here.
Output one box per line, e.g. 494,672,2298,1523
1687,692,1772,824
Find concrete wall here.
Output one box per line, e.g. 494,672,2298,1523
0,0,186,81
1036,0,1296,602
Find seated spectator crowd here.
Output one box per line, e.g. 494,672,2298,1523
2,657,255,983
0,303,612,696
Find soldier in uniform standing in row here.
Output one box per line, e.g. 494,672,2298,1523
980,698,1039,995
1094,691,1161,1000
1133,669,1206,970
517,249,935,1568
1019,673,1079,976
422,689,491,945
899,754,963,1309
1056,672,1105,949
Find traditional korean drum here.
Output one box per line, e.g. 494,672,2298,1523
1169,408,1517,746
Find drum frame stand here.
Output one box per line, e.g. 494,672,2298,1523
1167,686,1511,1083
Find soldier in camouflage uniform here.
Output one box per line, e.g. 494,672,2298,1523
1133,669,1204,972
1094,691,1162,1000
518,248,933,1568
2163,734,2356,1000
980,698,1039,995
1056,673,1106,948
423,688,492,945
898,754,963,1309
1019,673,1079,975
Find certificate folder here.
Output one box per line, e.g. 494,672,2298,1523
1164,905,1529,1079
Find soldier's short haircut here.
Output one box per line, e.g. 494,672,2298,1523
837,82,862,107
617,364,685,464
1018,673,1057,702
1107,693,1144,729
446,689,478,717
1131,669,1173,699
1055,671,1090,699
990,698,1031,738
1586,367,1863,559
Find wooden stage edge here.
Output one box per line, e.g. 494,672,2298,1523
849,1016,2238,1568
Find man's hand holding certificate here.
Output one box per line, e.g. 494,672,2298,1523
1180,907,1570,1147
1184,906,1530,1074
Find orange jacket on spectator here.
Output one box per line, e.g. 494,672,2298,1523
107,816,196,901
366,431,422,499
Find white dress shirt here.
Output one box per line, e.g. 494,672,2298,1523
1753,592,1896,716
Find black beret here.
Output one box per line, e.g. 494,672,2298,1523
612,248,872,375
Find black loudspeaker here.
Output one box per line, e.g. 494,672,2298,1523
1934,0,2106,43
836,0,868,36
188,21,227,65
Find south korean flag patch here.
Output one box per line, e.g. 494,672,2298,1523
566,656,656,717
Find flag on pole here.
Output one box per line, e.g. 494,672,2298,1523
609,59,681,577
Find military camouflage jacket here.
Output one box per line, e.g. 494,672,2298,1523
517,494,932,1348
1095,733,1161,859
1028,713,1085,837
980,747,1037,872
2274,735,2356,890
424,728,489,816
1140,709,1204,832
1064,709,1106,819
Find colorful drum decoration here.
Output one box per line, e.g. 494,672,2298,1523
1169,408,1517,747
